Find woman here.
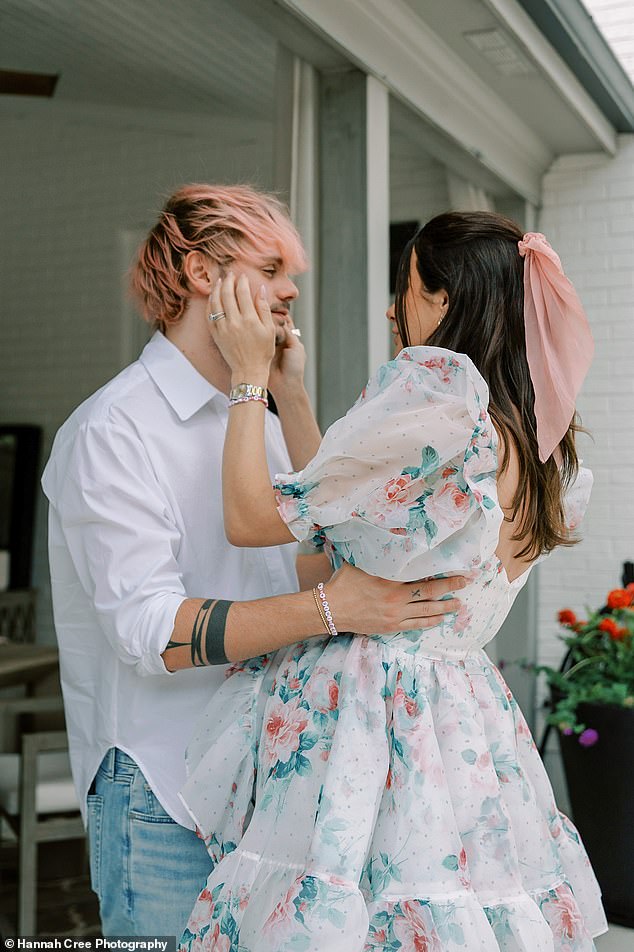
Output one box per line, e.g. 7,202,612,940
178,212,606,951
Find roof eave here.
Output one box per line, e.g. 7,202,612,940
516,0,634,132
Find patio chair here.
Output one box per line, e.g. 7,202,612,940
0,695,85,935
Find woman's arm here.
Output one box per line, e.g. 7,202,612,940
211,272,298,547
162,562,466,670
271,380,322,471
222,390,295,547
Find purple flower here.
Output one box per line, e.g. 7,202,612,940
562,727,574,736
578,728,599,748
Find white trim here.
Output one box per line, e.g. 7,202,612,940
366,76,391,374
482,0,616,154
289,59,319,407
277,0,552,203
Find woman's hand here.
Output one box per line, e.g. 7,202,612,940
208,272,276,382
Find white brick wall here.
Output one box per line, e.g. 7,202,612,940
0,108,273,643
537,134,634,670
582,0,634,82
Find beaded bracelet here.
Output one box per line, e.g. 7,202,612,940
228,394,269,408
312,587,330,635
315,581,338,637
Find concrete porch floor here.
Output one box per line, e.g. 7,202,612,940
596,925,634,950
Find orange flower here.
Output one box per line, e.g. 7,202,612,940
598,617,621,639
606,589,632,609
558,609,577,627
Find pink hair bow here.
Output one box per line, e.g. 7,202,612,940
518,232,594,463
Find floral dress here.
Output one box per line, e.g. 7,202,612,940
178,347,606,952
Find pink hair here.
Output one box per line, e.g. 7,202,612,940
130,184,308,326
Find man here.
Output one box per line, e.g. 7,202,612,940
42,184,463,937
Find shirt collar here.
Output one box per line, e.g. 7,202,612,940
139,331,227,421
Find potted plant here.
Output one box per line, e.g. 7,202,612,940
538,582,634,927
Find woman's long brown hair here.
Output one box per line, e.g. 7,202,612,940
394,211,583,559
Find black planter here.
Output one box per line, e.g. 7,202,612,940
557,701,634,927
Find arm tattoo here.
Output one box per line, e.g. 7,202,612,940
190,598,233,666
164,599,233,666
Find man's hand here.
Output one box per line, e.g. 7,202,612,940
268,321,307,398
326,561,466,634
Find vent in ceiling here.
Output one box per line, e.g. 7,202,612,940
0,69,59,97
463,28,536,77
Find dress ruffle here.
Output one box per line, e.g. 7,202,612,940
179,637,606,951
182,861,599,952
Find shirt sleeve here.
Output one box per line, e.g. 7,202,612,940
273,347,503,582
47,419,187,676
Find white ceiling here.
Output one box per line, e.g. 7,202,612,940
0,0,615,185
0,0,278,118
405,0,609,153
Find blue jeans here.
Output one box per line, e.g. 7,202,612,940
86,748,213,938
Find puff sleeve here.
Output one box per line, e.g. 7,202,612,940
273,347,504,582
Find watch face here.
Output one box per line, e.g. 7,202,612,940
229,383,267,401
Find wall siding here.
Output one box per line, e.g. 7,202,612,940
0,111,273,643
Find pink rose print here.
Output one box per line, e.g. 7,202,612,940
186,937,205,952
408,727,444,786
304,665,339,713
543,884,586,941
366,925,388,949
458,847,470,888
262,878,302,942
329,680,339,710
209,924,231,952
392,901,442,952
238,884,250,911
275,493,300,525
421,356,455,385
264,698,308,766
393,681,420,719
465,445,496,478
452,600,472,635
371,473,417,521
186,887,215,935
425,481,472,529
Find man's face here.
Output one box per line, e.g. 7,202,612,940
227,249,299,344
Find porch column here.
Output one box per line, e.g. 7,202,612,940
273,48,320,407
318,69,390,427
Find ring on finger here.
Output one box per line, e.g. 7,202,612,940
209,310,226,322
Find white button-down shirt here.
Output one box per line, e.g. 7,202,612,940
42,332,298,827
